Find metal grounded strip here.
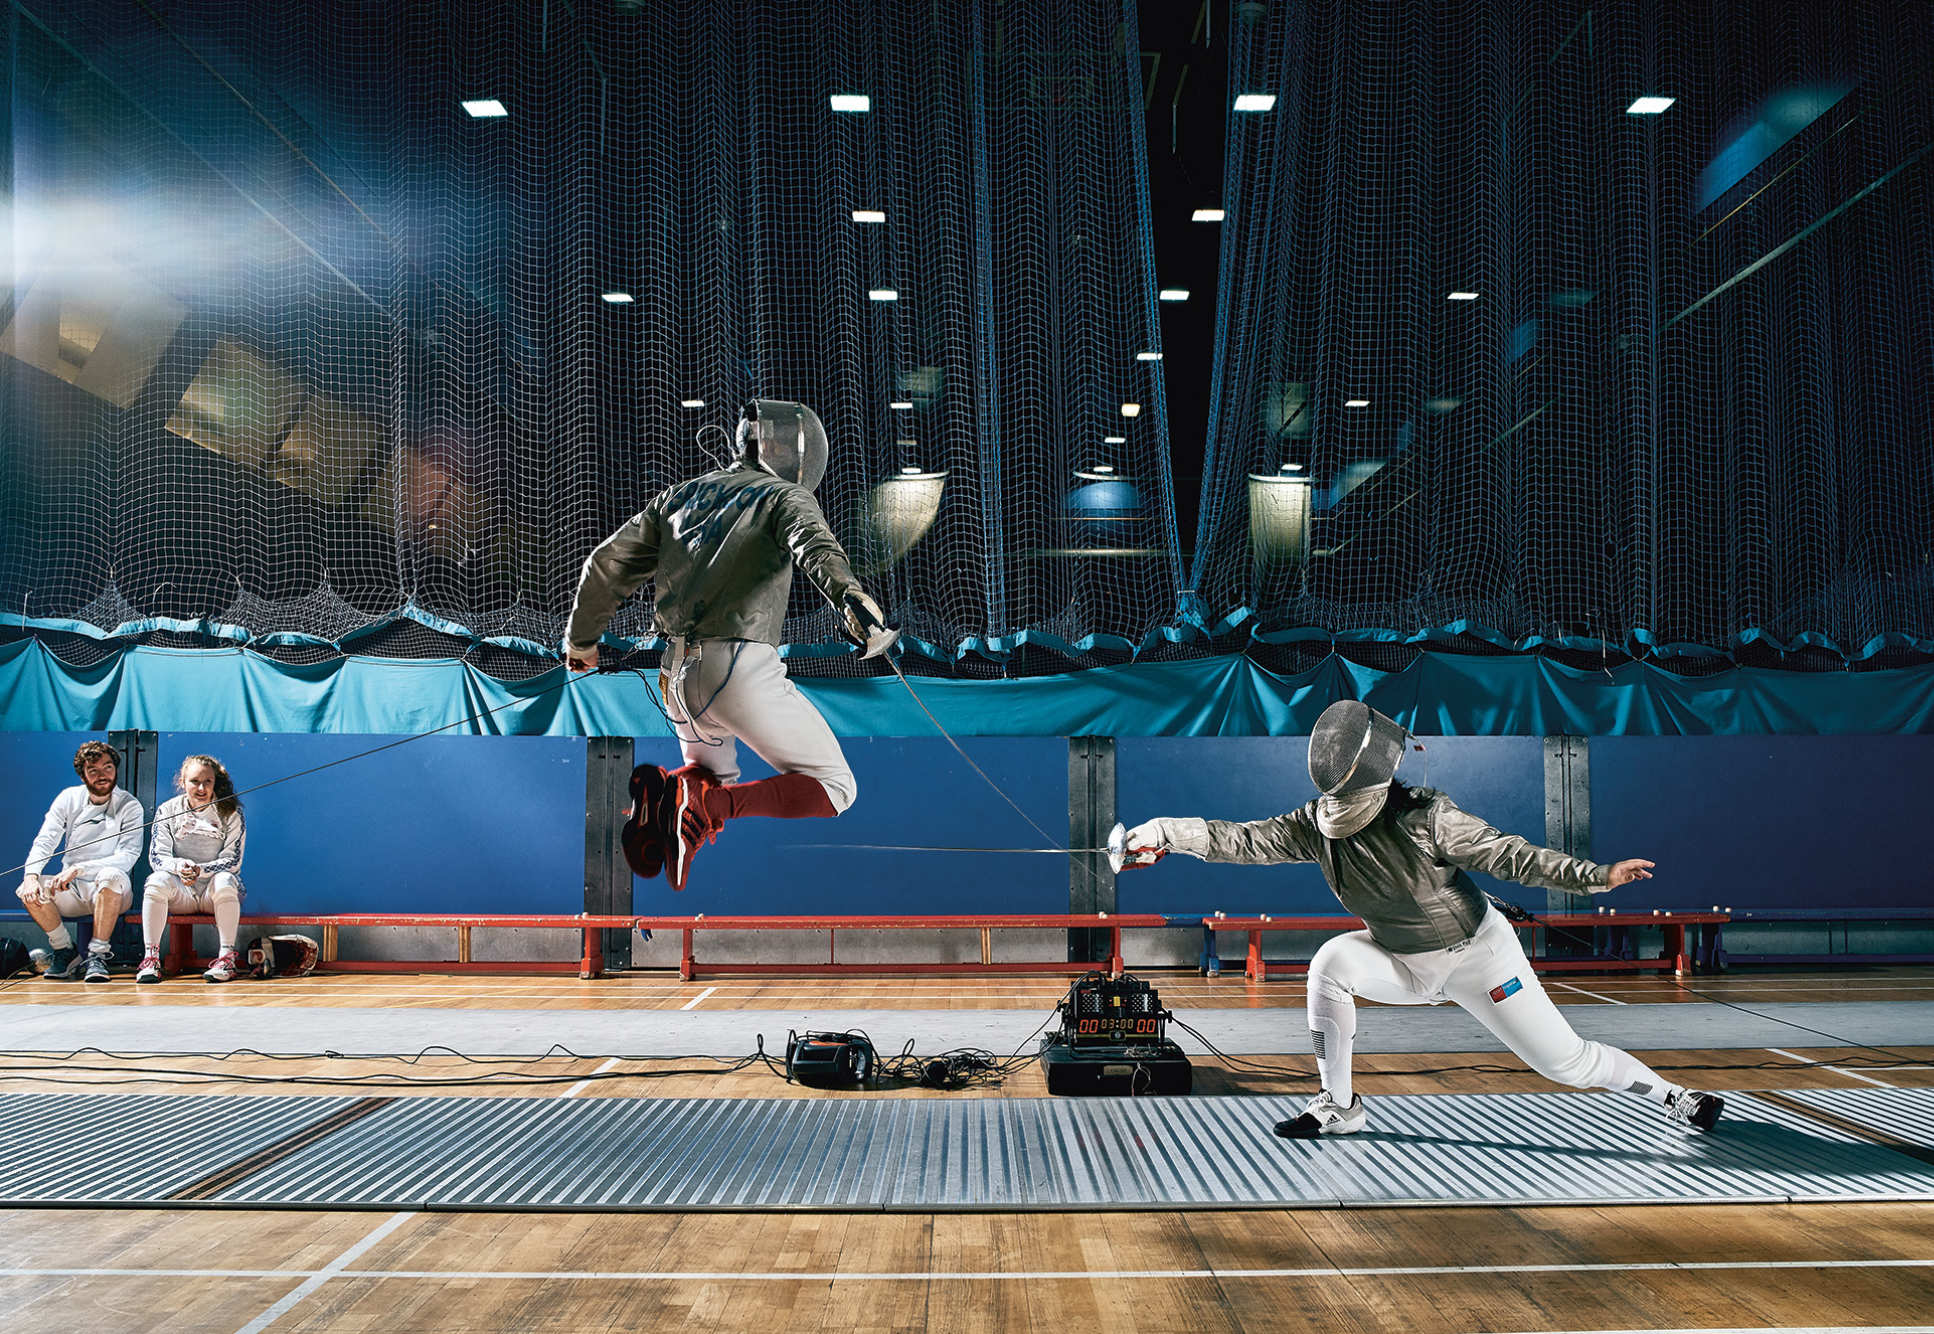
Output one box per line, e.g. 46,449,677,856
0,1090,1931,1212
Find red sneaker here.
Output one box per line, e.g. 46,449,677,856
621,764,670,879
661,767,723,891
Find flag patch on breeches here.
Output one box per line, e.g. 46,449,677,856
1488,977,1522,1003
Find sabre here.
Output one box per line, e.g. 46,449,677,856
786,824,1144,873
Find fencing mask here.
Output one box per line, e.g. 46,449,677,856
1308,700,1408,837
736,399,829,491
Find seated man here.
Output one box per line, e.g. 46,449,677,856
138,754,249,984
1120,700,1723,1139
15,740,144,983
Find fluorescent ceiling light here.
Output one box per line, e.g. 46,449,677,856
1104,435,1126,444
899,465,924,475
1447,291,1480,301
1279,462,1305,472
852,210,887,223
1344,399,1370,408
1159,288,1189,302
889,400,915,410
680,398,705,408
1627,96,1675,115
601,291,634,303
462,99,508,118
830,94,871,113
1234,94,1277,112
1192,208,1226,222
868,288,899,302
1136,351,1163,361
1092,465,1116,474
1120,402,1141,418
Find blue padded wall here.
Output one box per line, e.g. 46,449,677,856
639,737,1068,917
1589,737,1930,911
1,733,584,915
1115,736,1546,916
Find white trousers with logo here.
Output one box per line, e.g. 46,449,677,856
660,638,856,812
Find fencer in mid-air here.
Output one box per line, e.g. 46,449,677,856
564,399,895,890
1119,700,1723,1139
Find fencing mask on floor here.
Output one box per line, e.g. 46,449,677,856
1308,700,1408,837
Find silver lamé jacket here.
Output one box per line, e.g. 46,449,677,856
566,465,862,652
1165,786,1610,955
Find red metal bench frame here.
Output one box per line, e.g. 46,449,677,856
1205,910,1732,981
633,914,1169,981
149,913,641,980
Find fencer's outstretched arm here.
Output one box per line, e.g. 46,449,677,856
564,507,665,663
1126,808,1324,865
1432,797,1618,894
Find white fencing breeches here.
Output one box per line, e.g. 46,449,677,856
16,867,132,918
1305,907,1678,1107
142,870,244,950
660,638,857,812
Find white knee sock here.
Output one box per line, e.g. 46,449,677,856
1597,1043,1682,1107
142,895,170,952
213,896,241,952
87,937,112,956
1307,980,1358,1104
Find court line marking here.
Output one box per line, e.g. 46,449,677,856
231,1210,413,1333
679,987,717,1011
560,1058,621,1098
0,1257,1929,1285
1550,981,1628,1005
1766,1047,1897,1088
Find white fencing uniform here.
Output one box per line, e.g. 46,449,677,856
15,786,142,917
660,637,856,812
143,796,247,951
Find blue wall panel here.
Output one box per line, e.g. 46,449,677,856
640,737,1068,916
0,732,107,877
2,732,584,914
1590,737,1931,911
1115,736,1546,915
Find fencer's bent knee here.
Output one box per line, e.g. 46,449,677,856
1307,935,1359,998
143,873,173,900
208,873,242,901
93,870,131,901
821,769,857,814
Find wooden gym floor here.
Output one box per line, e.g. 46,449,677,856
1,966,1930,1332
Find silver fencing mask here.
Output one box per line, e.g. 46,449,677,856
736,399,829,491
1308,700,1408,837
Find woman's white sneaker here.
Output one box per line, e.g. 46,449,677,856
1275,1090,1368,1139
135,950,163,984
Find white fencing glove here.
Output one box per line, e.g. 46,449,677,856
1118,819,1175,870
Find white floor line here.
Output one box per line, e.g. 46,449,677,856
3,1257,1928,1286
232,1210,413,1334
560,1057,621,1098
679,986,717,1011
1765,1046,1898,1087
1550,981,1628,1005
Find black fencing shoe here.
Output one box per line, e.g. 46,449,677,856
1275,1090,1368,1139
41,946,79,981
1669,1089,1725,1132
622,764,670,879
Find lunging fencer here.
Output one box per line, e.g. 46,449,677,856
1120,700,1724,1139
138,754,248,984
15,740,143,983
564,399,895,891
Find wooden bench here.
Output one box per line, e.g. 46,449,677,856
1203,910,1732,981
147,913,644,979
633,913,1171,981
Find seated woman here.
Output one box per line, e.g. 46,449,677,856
137,755,248,984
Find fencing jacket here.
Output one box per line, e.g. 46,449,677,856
150,796,246,879
25,786,145,877
1165,785,1610,954
566,465,862,652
